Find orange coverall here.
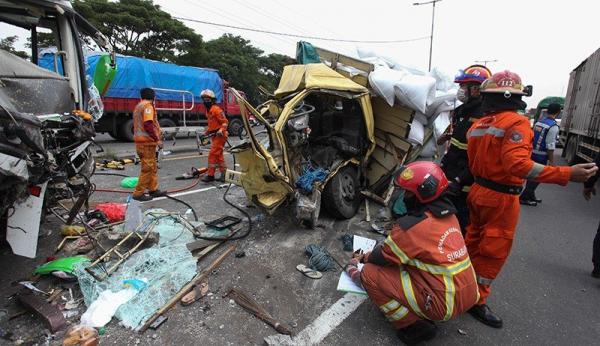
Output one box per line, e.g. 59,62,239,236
466,110,571,304
205,104,228,176
132,100,161,197
360,211,479,329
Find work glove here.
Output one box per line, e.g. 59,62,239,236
447,179,462,196
217,129,224,137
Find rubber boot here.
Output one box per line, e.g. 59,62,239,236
468,304,503,328
202,175,215,183
132,194,152,202
396,320,437,345
149,189,167,198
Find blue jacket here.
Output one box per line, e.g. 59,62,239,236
531,117,558,163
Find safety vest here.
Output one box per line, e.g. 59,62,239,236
381,212,479,321
532,117,557,162
133,100,158,144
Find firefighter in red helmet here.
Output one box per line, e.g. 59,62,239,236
440,64,492,235
345,161,479,345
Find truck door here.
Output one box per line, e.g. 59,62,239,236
227,88,293,213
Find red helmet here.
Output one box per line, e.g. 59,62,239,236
454,64,492,84
480,70,526,96
394,161,449,203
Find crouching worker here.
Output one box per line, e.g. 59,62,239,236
200,89,228,183
345,162,479,345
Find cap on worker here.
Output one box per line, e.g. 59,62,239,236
454,64,492,84
140,87,155,100
394,161,449,204
480,70,526,97
201,89,216,99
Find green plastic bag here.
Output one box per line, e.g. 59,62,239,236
120,177,138,189
34,256,90,276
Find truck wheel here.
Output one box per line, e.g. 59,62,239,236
228,118,244,137
322,165,361,219
108,129,120,140
159,118,176,140
565,135,579,164
118,118,135,142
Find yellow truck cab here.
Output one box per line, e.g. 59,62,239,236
227,47,419,227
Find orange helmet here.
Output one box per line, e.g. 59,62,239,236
394,161,449,203
480,70,526,96
454,64,492,84
200,89,216,99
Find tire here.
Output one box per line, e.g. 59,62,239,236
564,135,579,164
159,118,177,140
228,118,244,137
322,165,361,219
108,129,120,140
118,118,135,142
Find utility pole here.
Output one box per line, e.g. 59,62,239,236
413,0,442,72
475,59,498,66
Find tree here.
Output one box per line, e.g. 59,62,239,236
73,0,202,62
1,36,29,59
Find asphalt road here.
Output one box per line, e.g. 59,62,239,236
1,135,598,345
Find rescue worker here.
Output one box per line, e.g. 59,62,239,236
584,151,600,277
200,89,229,182
132,87,165,201
464,70,598,328
520,103,562,205
441,64,492,234
345,161,479,345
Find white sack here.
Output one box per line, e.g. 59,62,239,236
433,111,451,139
426,89,458,117
368,67,408,106
393,74,437,113
414,112,428,126
408,117,425,145
419,137,438,158
428,67,455,92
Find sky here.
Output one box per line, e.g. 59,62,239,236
2,0,600,107
153,0,600,108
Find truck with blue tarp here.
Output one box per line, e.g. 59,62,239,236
39,53,247,140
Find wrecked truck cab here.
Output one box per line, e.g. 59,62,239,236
227,64,379,225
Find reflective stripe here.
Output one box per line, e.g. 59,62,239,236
525,162,545,180
532,149,547,156
468,126,506,138
477,275,494,286
385,237,472,276
443,274,455,321
386,305,410,322
400,270,426,318
380,299,401,314
534,122,551,129
450,138,468,150
462,185,471,192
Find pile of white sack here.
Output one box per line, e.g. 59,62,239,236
355,48,458,159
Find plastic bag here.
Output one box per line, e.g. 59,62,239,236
95,203,126,223
80,279,146,328
120,177,139,189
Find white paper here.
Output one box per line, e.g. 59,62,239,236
337,235,376,295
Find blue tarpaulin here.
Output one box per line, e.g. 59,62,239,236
38,53,223,103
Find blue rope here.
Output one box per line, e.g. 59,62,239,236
296,166,328,194
305,244,335,272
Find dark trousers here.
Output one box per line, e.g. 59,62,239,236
521,181,540,201
449,192,470,236
593,219,600,269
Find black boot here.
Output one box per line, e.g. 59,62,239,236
149,189,167,198
591,265,600,278
519,198,537,206
202,175,215,183
468,304,503,328
396,320,437,345
132,194,152,202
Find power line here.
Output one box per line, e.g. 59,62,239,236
173,16,430,44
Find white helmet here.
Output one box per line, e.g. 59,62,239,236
200,89,216,99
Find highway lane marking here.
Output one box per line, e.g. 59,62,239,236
264,293,367,345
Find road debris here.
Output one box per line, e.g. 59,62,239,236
227,288,292,335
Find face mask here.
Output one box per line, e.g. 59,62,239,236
457,87,468,103
203,100,213,110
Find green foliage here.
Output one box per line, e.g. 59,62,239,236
0,36,29,59
74,0,293,104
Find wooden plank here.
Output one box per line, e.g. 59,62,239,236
314,46,375,73
374,111,411,130
373,117,408,138
371,97,414,123
370,147,399,171
337,69,369,87
374,129,412,153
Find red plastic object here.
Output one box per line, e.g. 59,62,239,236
95,202,126,223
